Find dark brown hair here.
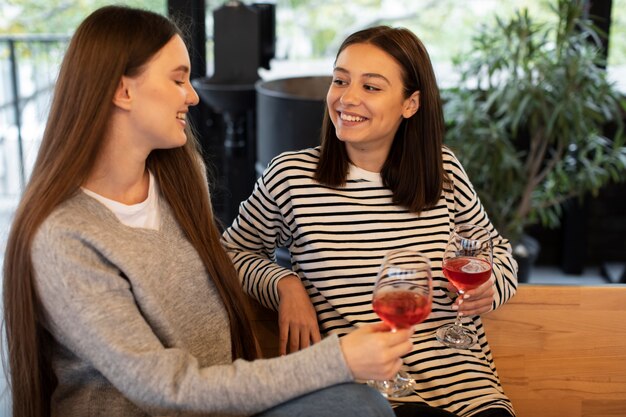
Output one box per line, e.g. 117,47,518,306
2,6,257,417
314,26,446,212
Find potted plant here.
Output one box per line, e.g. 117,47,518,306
443,0,626,282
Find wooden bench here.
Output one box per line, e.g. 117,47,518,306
249,284,626,417
482,284,626,417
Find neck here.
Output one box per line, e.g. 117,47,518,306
83,123,151,204
345,141,391,173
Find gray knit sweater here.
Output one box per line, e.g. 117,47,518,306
32,191,352,417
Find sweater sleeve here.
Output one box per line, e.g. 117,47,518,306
32,218,353,416
444,149,518,310
222,167,296,311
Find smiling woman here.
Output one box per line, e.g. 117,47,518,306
223,25,518,417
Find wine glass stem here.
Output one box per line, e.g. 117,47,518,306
454,291,464,327
453,311,463,327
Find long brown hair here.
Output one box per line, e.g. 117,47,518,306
2,6,257,417
315,26,446,212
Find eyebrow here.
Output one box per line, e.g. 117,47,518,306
171,65,190,74
333,66,391,85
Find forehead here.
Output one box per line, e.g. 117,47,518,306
146,34,190,71
334,43,403,79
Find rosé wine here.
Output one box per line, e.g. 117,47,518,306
443,256,492,292
372,290,431,329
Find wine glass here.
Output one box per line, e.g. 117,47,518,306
436,224,493,349
369,249,433,398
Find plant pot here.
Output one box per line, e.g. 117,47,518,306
512,234,540,283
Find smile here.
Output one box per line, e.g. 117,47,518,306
339,112,366,122
176,112,186,120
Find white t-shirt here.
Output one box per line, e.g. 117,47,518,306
82,171,160,230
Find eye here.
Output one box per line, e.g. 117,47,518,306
332,78,347,86
364,84,381,92
175,80,185,86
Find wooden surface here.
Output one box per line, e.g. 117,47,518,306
249,299,279,358
248,284,626,417
482,284,626,417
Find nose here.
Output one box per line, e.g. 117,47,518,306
187,83,200,106
339,84,360,106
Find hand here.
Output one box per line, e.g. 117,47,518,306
277,275,321,355
448,275,496,316
339,323,414,381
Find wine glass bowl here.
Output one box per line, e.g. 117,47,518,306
436,224,493,349
372,288,431,330
369,249,433,398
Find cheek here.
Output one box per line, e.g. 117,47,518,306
326,91,338,122
326,89,335,108
383,101,406,122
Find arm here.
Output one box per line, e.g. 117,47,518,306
277,275,322,354
445,149,518,315
33,220,347,415
222,160,320,354
222,174,294,311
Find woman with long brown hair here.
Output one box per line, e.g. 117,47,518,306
2,7,414,417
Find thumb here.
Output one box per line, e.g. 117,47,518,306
364,322,394,333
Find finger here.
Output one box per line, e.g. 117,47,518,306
381,328,414,349
279,322,290,356
464,285,494,301
289,326,301,353
464,289,492,303
299,326,311,350
458,296,492,314
386,338,414,359
460,299,493,315
311,325,322,344
364,322,394,333
382,358,405,381
445,284,458,300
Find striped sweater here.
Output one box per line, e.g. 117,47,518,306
223,146,518,417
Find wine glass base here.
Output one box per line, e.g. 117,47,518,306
436,323,477,349
367,370,415,398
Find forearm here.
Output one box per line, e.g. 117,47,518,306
490,241,518,309
222,180,295,310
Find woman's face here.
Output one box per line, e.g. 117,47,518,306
326,42,419,154
121,34,199,151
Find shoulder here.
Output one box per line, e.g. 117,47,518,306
262,147,320,183
33,192,116,252
442,146,470,180
442,146,463,170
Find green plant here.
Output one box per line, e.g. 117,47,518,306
443,0,626,243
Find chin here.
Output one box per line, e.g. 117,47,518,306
162,138,188,150
336,135,361,144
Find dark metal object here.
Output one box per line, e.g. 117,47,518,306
255,76,330,175
191,1,276,226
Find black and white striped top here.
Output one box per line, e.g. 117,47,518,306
223,146,518,417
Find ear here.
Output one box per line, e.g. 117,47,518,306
112,76,133,111
402,90,420,119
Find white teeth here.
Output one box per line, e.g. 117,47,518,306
340,113,365,122
176,112,186,120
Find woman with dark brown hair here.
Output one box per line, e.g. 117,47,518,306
2,7,415,417
224,26,518,417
